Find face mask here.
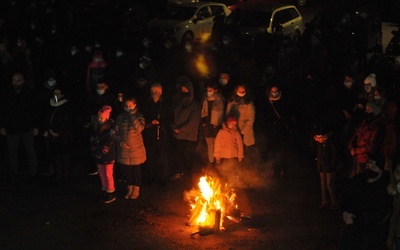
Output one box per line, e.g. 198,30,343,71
96,89,105,95
51,29,56,34
165,43,172,49
71,49,77,56
344,81,352,89
374,95,381,100
139,63,146,69
222,39,230,45
85,46,92,52
116,51,123,57
207,91,214,97
237,92,246,97
143,41,150,47
181,92,190,97
271,92,279,97
125,106,136,113
364,85,372,93
17,42,22,47
219,78,228,86
13,84,23,91
366,169,379,179
95,58,102,63
185,45,192,52
47,80,56,87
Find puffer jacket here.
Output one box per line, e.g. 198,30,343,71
214,123,244,160
348,114,386,163
115,109,146,165
90,119,116,164
226,99,255,146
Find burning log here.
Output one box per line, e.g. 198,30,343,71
185,175,238,236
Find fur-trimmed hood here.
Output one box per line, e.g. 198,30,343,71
388,164,400,196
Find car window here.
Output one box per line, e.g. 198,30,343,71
210,5,225,16
161,6,197,20
238,10,271,27
197,6,212,19
286,8,300,20
273,11,285,25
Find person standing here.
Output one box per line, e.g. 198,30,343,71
0,72,39,179
141,83,171,185
348,101,387,176
170,76,201,179
226,83,255,163
91,105,116,203
201,80,225,166
313,124,338,209
115,97,146,199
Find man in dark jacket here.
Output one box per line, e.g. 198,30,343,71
0,72,39,177
169,76,201,179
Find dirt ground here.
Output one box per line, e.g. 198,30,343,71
0,140,345,250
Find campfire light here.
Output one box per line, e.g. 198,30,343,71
185,175,237,235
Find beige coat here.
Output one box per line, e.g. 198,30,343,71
214,124,244,160
115,110,146,166
226,100,255,146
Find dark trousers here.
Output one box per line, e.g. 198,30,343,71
122,164,142,186
6,130,37,176
171,139,197,175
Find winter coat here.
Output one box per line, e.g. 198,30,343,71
387,164,400,250
315,136,337,173
0,85,39,134
201,92,225,138
90,119,116,164
214,123,244,160
115,109,146,166
348,114,386,163
171,79,201,142
44,97,74,154
226,98,255,146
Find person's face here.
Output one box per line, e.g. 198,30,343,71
227,121,237,130
314,134,328,143
181,86,189,93
98,114,107,124
125,100,136,110
236,86,246,97
12,74,24,86
96,83,107,91
365,105,374,114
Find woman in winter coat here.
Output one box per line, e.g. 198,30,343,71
201,80,225,165
387,163,400,250
43,86,73,182
90,105,117,204
115,97,146,199
225,83,255,160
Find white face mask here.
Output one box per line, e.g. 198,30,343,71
364,85,372,93
71,49,77,56
219,78,228,86
185,45,192,52
125,106,136,112
95,58,102,63
374,95,381,100
96,89,105,95
116,51,123,57
47,80,56,87
139,63,146,69
222,39,230,45
343,81,352,89
237,92,246,97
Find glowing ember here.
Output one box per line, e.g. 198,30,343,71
184,175,237,231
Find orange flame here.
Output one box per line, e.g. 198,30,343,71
185,175,237,229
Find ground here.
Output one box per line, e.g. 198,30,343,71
0,145,345,250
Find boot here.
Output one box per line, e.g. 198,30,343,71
130,186,140,199
125,185,133,199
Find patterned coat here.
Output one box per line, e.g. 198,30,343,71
115,109,146,166
226,98,255,146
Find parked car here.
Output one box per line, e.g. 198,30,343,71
147,2,231,45
302,4,382,56
223,3,304,48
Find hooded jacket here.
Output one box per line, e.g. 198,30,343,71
214,123,244,160
171,77,201,142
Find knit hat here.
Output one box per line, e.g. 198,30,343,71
98,105,112,120
364,73,377,87
366,101,381,114
367,155,385,170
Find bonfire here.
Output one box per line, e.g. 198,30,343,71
184,175,238,235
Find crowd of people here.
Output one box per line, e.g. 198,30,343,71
0,0,400,249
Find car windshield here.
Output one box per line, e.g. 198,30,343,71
160,6,197,20
232,10,271,27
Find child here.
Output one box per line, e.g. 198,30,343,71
214,115,244,180
91,105,117,203
313,124,338,210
